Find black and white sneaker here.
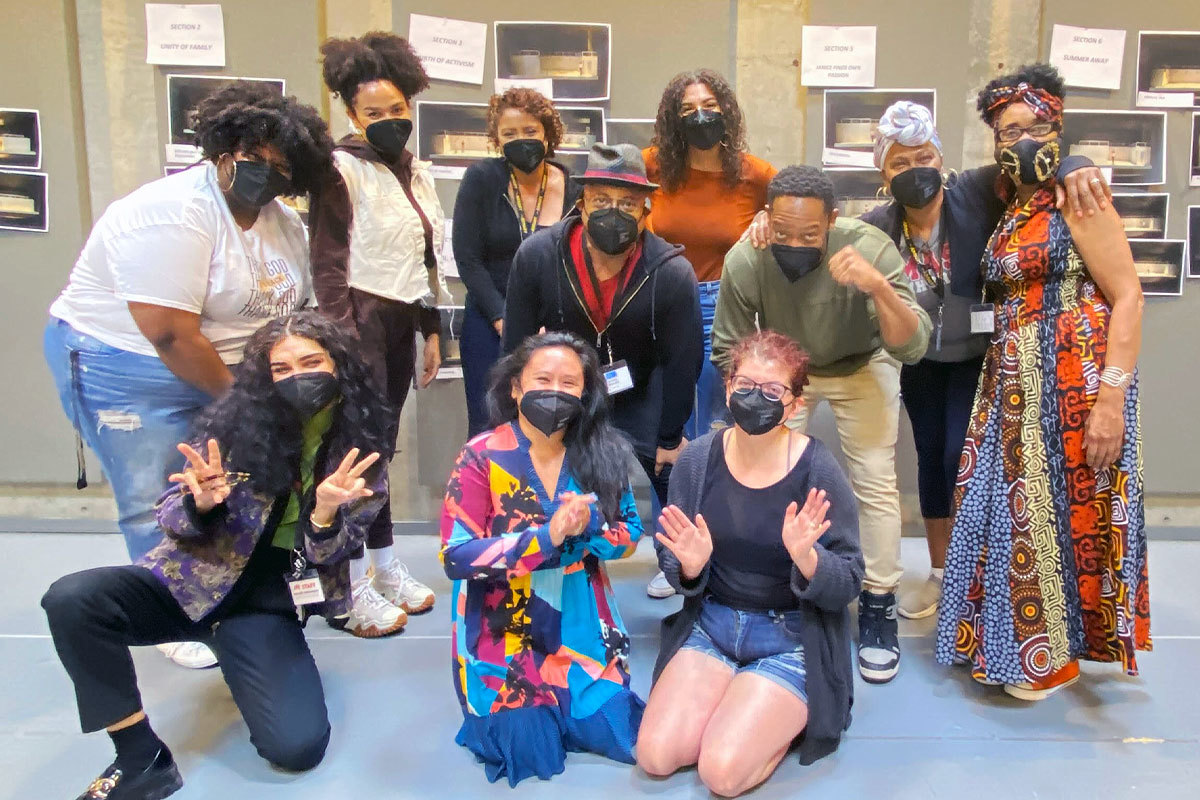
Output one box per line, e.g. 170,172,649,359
75,747,182,800
857,590,900,684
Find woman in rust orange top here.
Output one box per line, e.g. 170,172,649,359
642,69,775,600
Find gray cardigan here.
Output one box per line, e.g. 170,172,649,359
652,430,864,765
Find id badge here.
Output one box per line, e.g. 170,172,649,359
288,569,326,606
969,303,996,335
603,359,634,395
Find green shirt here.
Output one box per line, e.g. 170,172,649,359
710,216,932,377
271,406,335,550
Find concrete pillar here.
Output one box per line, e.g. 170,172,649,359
734,0,810,166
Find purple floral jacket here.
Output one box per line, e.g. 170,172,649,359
138,456,389,623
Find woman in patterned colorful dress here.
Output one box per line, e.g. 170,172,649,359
439,331,645,785
936,64,1148,701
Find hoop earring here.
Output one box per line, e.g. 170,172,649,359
942,168,958,188
875,184,891,201
218,154,236,192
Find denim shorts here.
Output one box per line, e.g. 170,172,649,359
680,595,807,704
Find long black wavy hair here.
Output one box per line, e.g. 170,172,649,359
194,81,334,196
485,332,634,524
189,311,394,498
651,68,747,193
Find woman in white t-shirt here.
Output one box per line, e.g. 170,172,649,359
44,82,333,667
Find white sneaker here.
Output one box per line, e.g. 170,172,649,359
157,641,218,669
646,570,676,599
338,577,407,638
371,558,435,614
898,572,943,620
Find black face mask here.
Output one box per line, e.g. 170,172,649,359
998,137,1061,186
586,207,641,255
364,117,413,160
503,138,547,173
519,389,583,437
770,244,823,282
729,388,787,436
228,159,290,208
682,108,726,151
889,166,942,209
276,372,340,419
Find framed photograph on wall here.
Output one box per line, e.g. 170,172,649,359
822,89,936,167
166,75,286,163
0,168,48,232
1111,192,1169,239
604,118,655,150
0,108,41,170
1129,239,1185,296
556,106,604,155
494,22,611,102
1061,110,1167,186
827,167,888,218
1188,206,1199,279
414,101,491,181
1191,112,1199,187
1135,31,1200,108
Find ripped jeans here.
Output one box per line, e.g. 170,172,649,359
43,318,211,560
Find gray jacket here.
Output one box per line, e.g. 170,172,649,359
652,431,864,765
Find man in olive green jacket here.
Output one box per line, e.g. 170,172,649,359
711,165,931,687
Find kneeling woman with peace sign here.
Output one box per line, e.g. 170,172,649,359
41,310,395,798
637,330,865,797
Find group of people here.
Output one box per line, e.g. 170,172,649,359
34,28,1148,800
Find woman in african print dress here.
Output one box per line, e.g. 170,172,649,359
936,64,1149,701
439,331,645,784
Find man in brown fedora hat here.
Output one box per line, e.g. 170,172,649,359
503,143,703,520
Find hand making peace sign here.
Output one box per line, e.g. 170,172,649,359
314,448,380,513
169,438,230,513
781,488,831,579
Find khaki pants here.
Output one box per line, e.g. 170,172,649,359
789,350,902,593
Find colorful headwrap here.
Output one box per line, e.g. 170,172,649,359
872,101,941,170
982,81,1064,124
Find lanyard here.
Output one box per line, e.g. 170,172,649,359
901,217,946,300
508,165,548,239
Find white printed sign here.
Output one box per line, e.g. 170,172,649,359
1049,25,1125,90
1137,91,1196,108
494,77,556,97
429,164,468,181
801,26,876,88
145,4,225,66
441,219,459,278
408,14,487,85
822,147,875,168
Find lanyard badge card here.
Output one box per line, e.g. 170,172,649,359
970,285,995,335
287,525,325,606
600,338,634,395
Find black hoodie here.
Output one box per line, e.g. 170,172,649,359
502,216,703,457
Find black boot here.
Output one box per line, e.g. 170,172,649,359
74,747,182,800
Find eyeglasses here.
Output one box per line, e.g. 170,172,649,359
994,121,1059,143
586,195,645,216
730,375,792,402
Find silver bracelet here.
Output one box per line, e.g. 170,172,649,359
1100,366,1133,392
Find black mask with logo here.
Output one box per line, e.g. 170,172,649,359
889,166,942,209
519,390,583,437
998,137,1061,186
681,108,726,151
503,138,547,173
770,244,823,282
587,207,640,255
728,388,787,436
227,159,290,208
364,118,413,161
276,372,340,419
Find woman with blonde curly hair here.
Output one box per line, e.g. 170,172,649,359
453,88,580,437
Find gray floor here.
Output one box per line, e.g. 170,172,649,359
2,533,1197,799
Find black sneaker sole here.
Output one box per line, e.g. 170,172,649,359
137,762,184,800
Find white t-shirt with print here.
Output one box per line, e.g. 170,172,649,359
50,164,311,364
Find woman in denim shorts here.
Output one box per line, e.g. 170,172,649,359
636,330,864,797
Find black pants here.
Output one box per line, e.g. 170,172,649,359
636,453,671,508
461,304,502,439
41,550,330,772
899,356,985,519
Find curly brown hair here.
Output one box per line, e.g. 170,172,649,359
651,69,747,193
194,81,334,196
320,31,430,109
487,88,564,157
727,330,810,396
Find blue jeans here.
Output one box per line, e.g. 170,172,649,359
43,319,211,560
684,281,729,442
681,596,808,703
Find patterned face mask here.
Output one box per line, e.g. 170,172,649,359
998,137,1060,186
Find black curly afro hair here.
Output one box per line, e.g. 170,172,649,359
320,32,430,110
976,63,1067,126
193,81,334,196
767,165,836,215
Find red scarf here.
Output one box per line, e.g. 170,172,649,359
568,222,642,331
